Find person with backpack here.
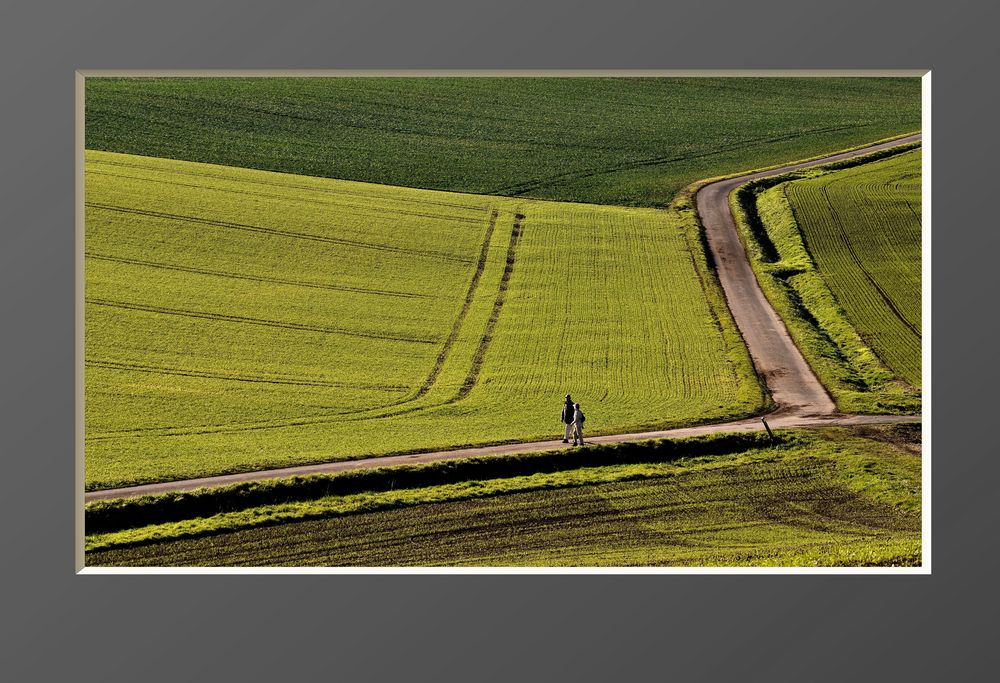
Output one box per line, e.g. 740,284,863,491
560,394,575,443
572,403,586,446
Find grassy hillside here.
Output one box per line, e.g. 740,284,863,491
785,148,921,386
730,146,921,413
85,77,921,207
86,151,762,489
86,426,922,567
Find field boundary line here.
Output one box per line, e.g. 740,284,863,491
88,153,488,211
494,124,865,196
88,169,486,225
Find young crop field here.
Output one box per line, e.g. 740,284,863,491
784,149,922,387
86,150,761,489
731,147,921,413
86,427,922,567
85,77,921,207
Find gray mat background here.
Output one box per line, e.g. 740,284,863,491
1,1,997,680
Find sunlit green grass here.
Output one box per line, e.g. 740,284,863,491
785,148,921,387
86,151,761,489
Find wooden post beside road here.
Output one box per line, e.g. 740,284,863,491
761,417,775,441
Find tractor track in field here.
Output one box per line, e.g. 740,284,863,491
415,208,501,399
86,203,473,263
85,136,922,503
86,297,438,345
86,252,433,299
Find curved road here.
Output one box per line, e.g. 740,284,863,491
698,132,922,415
85,134,922,503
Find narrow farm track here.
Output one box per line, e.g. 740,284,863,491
85,135,922,503
696,132,921,415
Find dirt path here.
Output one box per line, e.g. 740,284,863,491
85,412,919,502
85,134,922,503
697,133,921,415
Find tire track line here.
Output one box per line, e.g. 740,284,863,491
86,252,432,300
86,298,438,345
86,359,410,390
86,202,473,264
453,211,526,401
86,208,504,440
315,209,524,421
300,207,509,421
414,208,501,399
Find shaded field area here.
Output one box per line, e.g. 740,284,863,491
86,151,761,490
731,146,921,413
786,148,921,386
86,77,921,207
87,426,921,567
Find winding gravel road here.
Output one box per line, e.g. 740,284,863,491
85,134,922,503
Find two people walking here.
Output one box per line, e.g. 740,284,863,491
561,394,586,446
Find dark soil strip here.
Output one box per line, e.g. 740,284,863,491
85,203,473,264
453,212,526,401
86,253,432,299
86,298,438,345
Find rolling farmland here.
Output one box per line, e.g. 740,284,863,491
85,77,921,207
86,150,761,490
82,77,924,568
86,427,922,567
784,149,921,387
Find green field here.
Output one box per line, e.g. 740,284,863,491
785,149,922,387
84,78,924,568
86,427,922,567
86,77,921,207
731,147,922,413
86,150,761,489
